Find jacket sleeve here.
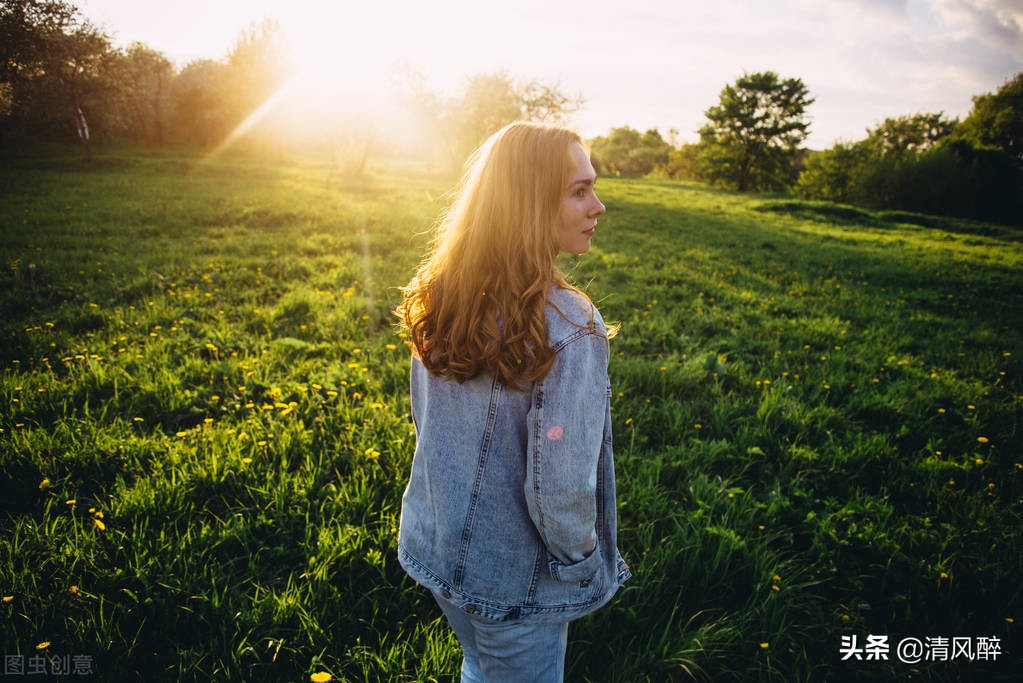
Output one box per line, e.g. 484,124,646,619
525,328,608,567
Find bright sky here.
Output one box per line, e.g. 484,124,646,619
79,0,1023,149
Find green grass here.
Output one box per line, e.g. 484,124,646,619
1,147,1021,681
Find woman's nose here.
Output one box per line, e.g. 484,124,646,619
593,197,606,216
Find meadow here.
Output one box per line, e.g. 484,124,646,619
1,147,1021,681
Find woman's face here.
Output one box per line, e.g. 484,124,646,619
557,142,605,255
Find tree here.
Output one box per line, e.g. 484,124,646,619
170,59,232,147
590,126,671,176
794,141,871,203
955,72,1023,165
438,70,583,165
864,112,956,159
1,0,91,145
112,42,173,144
697,71,813,191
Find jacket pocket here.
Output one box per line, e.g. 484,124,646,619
547,538,602,585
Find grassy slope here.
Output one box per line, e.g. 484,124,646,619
1,148,1020,681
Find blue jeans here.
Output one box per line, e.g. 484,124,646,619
433,591,570,682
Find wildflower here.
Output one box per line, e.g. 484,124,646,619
772,575,781,583
1007,618,1015,624
241,458,253,465
310,671,333,682
69,586,78,595
35,642,50,650
771,585,780,592
937,408,946,414
841,614,850,623
975,458,984,466
93,518,106,532
39,478,51,490
2,596,12,604
977,436,990,444
386,344,397,350
364,447,381,460
939,572,949,580
759,642,769,650
133,417,144,423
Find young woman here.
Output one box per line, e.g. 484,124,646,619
397,121,630,682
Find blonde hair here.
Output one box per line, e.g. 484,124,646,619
399,121,589,385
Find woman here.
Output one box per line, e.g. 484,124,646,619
397,121,630,682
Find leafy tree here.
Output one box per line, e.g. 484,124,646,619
0,0,113,156
590,126,671,176
698,71,813,191
440,70,582,164
659,142,702,181
170,59,232,147
864,112,957,159
107,42,173,144
794,141,871,203
955,72,1023,165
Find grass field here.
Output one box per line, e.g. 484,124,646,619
1,147,1021,681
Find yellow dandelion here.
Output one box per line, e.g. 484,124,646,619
1006,617,1015,624
977,436,990,444
35,642,50,650
772,575,781,582
386,344,397,350
2,596,13,604
39,478,51,490
759,642,769,650
771,585,780,592
841,614,850,623
975,458,984,466
241,457,253,465
310,671,333,682
69,585,78,594
939,571,949,580
93,518,106,532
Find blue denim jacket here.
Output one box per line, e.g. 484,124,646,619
398,286,631,623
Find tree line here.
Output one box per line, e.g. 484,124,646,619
593,71,1022,225
3,0,1020,224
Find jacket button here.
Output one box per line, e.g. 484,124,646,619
463,604,477,614
441,590,451,599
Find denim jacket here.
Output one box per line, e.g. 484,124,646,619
398,286,631,623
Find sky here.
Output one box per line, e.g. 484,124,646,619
78,0,1023,149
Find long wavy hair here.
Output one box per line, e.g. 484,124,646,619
399,121,588,385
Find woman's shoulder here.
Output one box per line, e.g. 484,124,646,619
546,286,606,340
